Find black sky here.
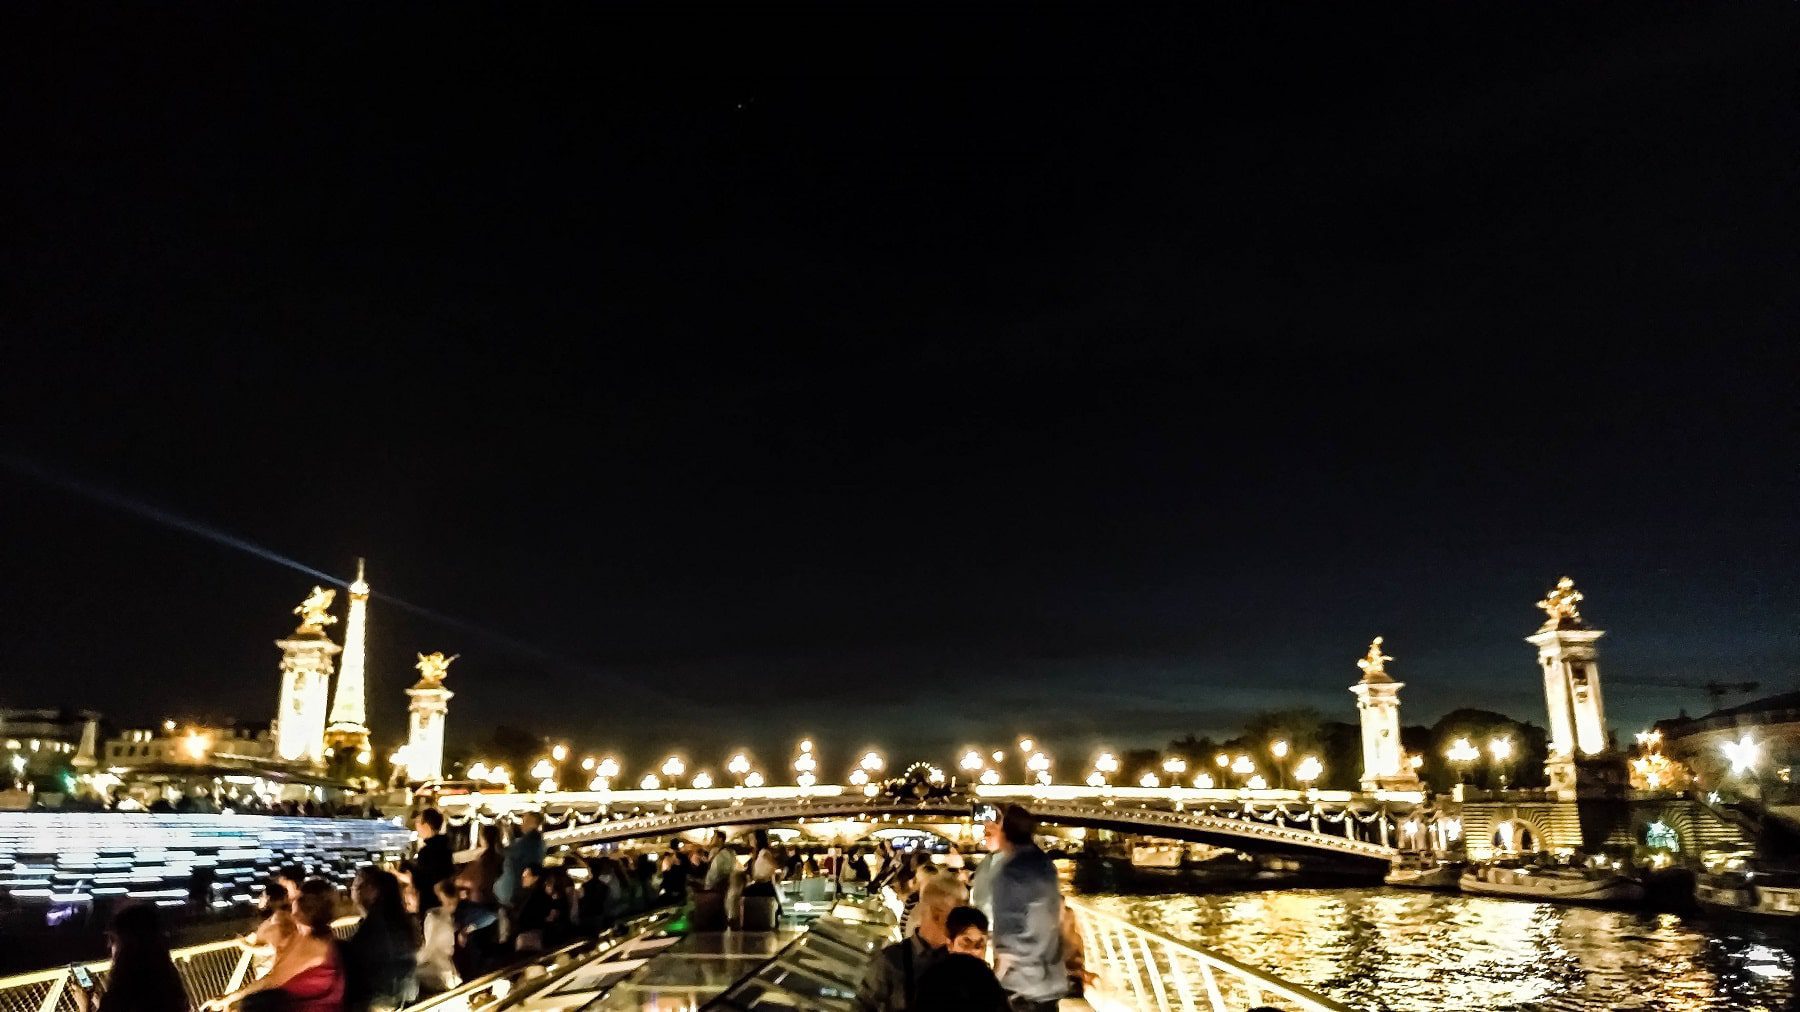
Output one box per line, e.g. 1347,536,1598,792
2,4,1796,772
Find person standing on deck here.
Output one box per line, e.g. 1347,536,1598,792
410,808,454,913
496,812,545,937
986,806,1066,1012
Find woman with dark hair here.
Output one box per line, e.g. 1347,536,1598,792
343,867,418,1012
71,903,189,1012
203,880,344,1012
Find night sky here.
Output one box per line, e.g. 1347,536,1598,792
2,5,1796,772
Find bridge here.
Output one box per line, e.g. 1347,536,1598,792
436,783,1441,868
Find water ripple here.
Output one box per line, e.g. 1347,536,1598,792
1090,889,1800,1010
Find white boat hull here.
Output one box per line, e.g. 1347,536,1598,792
1460,869,1644,904
1385,864,1461,890
1698,879,1800,918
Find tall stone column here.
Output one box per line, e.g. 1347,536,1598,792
1529,577,1611,798
274,587,341,766
1349,637,1421,792
402,652,456,783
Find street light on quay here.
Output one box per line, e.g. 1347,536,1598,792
1295,754,1323,789
580,755,596,772
551,743,568,763
1162,756,1187,778
1446,737,1480,784
1488,736,1514,790
1723,734,1760,776
959,750,984,772
1230,754,1255,783
1270,739,1290,789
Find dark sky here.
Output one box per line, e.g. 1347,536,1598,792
2,5,1796,775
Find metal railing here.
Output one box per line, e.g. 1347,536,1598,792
0,910,677,1012
1065,898,1352,1012
0,918,358,1012
404,909,676,1012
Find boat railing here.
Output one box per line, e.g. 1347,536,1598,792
0,910,677,1012
1065,897,1351,1012
0,917,359,1012
404,908,677,1012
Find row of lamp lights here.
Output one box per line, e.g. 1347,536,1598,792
462,736,1334,796
464,740,887,795
1444,735,1513,788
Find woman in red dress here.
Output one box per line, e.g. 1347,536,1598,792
204,879,345,1012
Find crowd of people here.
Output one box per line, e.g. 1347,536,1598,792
64,801,1093,1012
856,803,1088,1012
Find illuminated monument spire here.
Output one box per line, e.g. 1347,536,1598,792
274,586,341,765
324,559,372,761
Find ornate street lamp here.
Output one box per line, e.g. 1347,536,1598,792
1270,739,1290,789
1446,737,1479,784
1294,755,1323,790
1488,737,1513,791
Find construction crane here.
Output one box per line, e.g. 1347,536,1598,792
1609,678,1760,713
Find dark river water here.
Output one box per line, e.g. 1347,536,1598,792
1089,889,1800,1011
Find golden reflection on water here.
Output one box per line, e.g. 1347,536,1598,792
1094,889,1796,1010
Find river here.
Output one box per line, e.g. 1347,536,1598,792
1088,888,1800,1011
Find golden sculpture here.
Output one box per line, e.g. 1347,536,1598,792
1537,576,1584,628
294,586,338,634
415,651,458,686
1356,636,1393,679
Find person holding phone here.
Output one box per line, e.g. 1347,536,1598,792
70,904,189,1012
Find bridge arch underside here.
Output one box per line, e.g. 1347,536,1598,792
545,800,1395,872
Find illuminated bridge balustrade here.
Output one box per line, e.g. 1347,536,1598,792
437,784,1428,864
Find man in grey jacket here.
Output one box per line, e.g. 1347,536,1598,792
855,867,965,1011
988,805,1067,1011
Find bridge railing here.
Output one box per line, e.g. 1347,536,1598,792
1066,897,1351,1012
0,918,357,1012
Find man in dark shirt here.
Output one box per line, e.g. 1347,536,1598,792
411,808,455,912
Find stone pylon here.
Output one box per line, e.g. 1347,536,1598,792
1349,637,1421,792
1530,577,1610,798
402,652,456,783
274,587,341,766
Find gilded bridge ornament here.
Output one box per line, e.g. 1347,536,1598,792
294,586,338,634
1357,636,1392,679
415,651,458,686
1537,576,1584,629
